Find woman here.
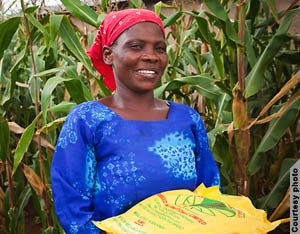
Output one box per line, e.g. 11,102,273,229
51,8,220,234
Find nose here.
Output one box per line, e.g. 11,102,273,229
141,49,159,63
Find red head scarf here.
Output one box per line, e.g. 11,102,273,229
87,8,165,91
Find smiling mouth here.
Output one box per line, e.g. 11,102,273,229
137,69,157,75
136,69,158,79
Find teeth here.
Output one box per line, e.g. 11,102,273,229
138,70,155,74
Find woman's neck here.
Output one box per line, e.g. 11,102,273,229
111,90,157,111
99,90,169,121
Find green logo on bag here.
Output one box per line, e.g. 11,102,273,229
174,194,245,218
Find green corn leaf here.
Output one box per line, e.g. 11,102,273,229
204,0,227,21
182,49,199,74
128,0,143,8
276,51,300,64
215,93,232,126
248,95,300,175
56,15,96,75
246,0,260,22
154,1,162,15
208,124,228,149
202,52,223,80
180,28,197,47
0,118,10,161
28,73,42,104
210,134,235,194
1,79,11,105
203,0,241,45
194,83,221,100
9,48,27,74
245,8,300,98
41,65,93,125
264,0,279,22
38,117,67,135
49,102,76,114
35,67,65,77
154,1,176,17
64,66,93,102
15,185,32,224
245,20,257,68
100,0,107,12
256,158,296,209
26,13,50,46
64,79,90,104
25,6,38,14
194,16,210,43
41,76,72,125
163,11,182,28
12,112,42,175
50,14,63,42
60,0,98,27
195,16,225,78
0,17,21,60
94,76,112,97
155,75,221,99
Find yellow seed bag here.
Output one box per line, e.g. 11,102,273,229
93,184,289,234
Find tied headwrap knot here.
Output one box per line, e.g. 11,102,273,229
87,9,165,91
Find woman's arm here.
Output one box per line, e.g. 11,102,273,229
51,103,100,234
192,110,220,187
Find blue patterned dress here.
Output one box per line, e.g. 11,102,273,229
51,100,220,234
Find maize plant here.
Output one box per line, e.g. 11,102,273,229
0,0,299,233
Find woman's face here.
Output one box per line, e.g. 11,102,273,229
105,22,168,92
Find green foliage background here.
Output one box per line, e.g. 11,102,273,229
0,0,299,233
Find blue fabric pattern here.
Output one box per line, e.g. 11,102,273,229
51,100,220,234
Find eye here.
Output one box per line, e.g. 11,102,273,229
155,45,166,53
130,43,143,50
